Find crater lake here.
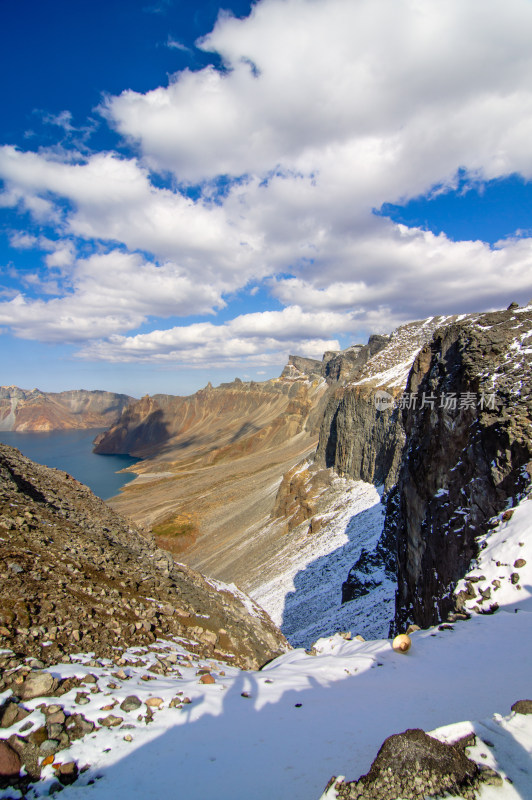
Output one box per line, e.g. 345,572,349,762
0,429,139,500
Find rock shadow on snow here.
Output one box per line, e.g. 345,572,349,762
279,499,395,649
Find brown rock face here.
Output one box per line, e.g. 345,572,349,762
0,740,21,778
390,306,532,631
91,369,330,586
0,387,133,432
0,443,290,671
93,376,323,458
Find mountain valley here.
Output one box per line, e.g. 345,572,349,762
1,302,531,799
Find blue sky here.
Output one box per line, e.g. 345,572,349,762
1,0,532,397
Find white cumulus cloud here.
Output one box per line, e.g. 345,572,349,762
1,0,532,367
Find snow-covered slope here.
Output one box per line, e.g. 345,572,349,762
455,492,532,614
249,477,394,647
2,490,531,800
1,615,531,800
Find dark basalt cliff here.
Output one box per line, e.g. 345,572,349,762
316,386,403,490
314,307,532,628
0,443,289,671
390,306,532,631
315,316,456,491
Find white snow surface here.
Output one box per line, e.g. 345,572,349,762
2,611,532,800
455,491,532,613
249,479,394,648
2,491,532,800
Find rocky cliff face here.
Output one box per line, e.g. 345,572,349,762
390,305,532,631
321,335,390,383
0,387,133,432
0,443,289,671
94,376,323,458
315,316,456,491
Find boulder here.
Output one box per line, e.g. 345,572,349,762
511,699,532,715
328,728,479,800
0,740,21,777
18,671,56,700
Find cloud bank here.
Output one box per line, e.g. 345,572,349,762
1,0,532,366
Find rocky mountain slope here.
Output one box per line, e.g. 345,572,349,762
0,387,133,432
0,442,289,672
93,367,330,572
244,305,532,646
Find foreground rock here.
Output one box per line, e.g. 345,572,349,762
0,443,290,672
324,728,484,800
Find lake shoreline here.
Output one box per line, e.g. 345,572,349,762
0,428,141,500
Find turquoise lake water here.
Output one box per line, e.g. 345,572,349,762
0,429,139,500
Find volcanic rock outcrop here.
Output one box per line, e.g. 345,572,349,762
315,316,458,490
0,442,290,672
324,728,496,800
0,387,133,432
389,305,532,631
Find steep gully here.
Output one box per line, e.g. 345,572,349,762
96,304,532,638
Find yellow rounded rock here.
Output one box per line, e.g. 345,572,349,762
392,633,412,653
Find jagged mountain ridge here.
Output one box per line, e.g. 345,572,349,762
243,306,532,644
0,387,133,432
243,315,468,640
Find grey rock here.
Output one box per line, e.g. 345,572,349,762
64,714,94,740
39,739,60,757
511,699,532,714
18,671,56,700
98,714,123,728
478,765,504,786
0,701,29,729
120,695,142,712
